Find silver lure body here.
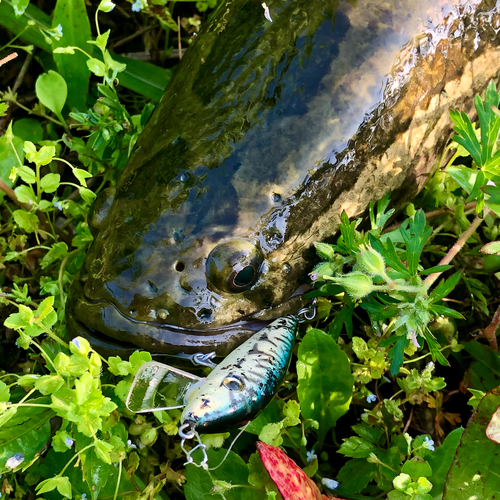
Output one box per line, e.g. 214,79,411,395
180,316,298,433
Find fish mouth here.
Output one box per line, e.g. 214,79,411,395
66,277,273,358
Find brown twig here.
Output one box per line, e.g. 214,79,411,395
110,26,153,50
384,201,477,233
403,405,414,434
482,303,500,351
0,52,18,67
424,211,487,288
177,16,182,60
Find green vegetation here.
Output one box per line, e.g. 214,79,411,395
1,1,500,499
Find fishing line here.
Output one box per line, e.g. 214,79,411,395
208,421,251,471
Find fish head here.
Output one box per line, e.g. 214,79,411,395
66,159,311,357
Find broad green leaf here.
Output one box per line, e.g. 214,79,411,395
401,459,432,479
13,118,43,143
12,209,39,233
336,458,377,496
87,57,106,77
52,0,92,111
443,387,500,499
297,329,353,442
446,165,477,194
35,70,67,116
14,184,36,204
338,436,377,458
427,427,463,498
185,448,266,500
40,173,60,192
465,341,500,391
0,133,23,201
0,401,54,473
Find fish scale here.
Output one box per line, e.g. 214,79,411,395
180,316,298,433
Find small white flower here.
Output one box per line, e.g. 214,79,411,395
71,338,81,349
127,439,137,449
409,330,420,348
423,436,435,451
54,24,63,37
366,394,377,403
261,2,273,22
131,0,142,12
321,478,339,490
53,200,63,210
306,450,317,462
81,494,87,500
6,453,24,469
65,437,74,448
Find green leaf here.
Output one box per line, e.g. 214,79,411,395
40,173,60,192
185,448,266,500
34,374,65,395
443,387,500,499
35,70,67,116
87,58,106,77
0,133,23,200
423,330,449,367
10,0,30,16
14,184,36,203
429,272,462,303
25,143,55,166
13,209,38,232
401,458,432,479
37,476,72,498
449,109,481,166
336,458,377,496
389,337,408,376
0,401,54,473
465,342,500,391
338,436,377,458
52,0,92,111
94,440,113,464
297,329,353,442
0,381,10,403
13,118,44,143
35,295,54,321
427,427,463,498
74,168,92,185
446,165,477,194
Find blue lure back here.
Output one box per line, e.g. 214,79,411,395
180,315,298,434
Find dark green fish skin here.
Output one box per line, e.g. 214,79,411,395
67,0,500,357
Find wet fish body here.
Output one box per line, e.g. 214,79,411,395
180,316,298,432
67,0,500,357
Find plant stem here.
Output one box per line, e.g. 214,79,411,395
424,212,486,288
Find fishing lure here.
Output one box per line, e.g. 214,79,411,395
126,304,315,466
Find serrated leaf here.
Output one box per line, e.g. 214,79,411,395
423,330,449,367
35,70,67,116
444,387,500,499
429,272,462,303
297,329,353,442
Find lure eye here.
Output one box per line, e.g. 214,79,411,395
222,375,245,391
206,239,264,293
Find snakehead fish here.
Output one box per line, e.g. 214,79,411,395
67,0,500,358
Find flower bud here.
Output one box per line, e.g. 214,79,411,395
332,272,374,299
358,244,386,276
314,242,335,260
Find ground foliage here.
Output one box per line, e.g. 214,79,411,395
1,1,500,499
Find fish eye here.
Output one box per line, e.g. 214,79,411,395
222,375,245,391
206,239,264,293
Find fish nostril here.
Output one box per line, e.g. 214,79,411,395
157,309,168,320
198,308,212,320
174,260,185,272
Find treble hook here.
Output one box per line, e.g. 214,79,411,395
178,422,209,469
